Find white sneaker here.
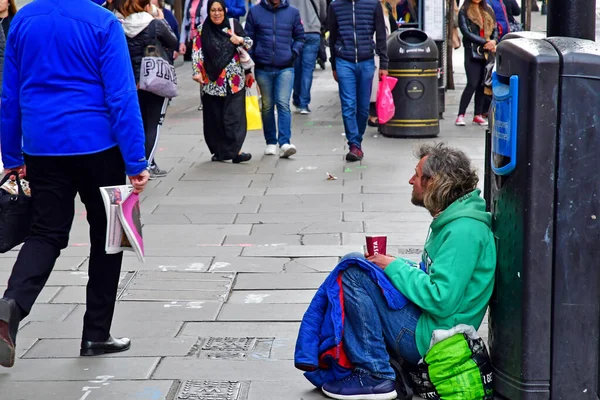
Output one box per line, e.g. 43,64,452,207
279,144,297,158
264,145,277,155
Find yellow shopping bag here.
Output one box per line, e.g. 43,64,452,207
246,87,262,131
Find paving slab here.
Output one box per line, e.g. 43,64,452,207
301,233,342,246
266,185,362,195
233,273,328,290
0,256,88,271
143,224,252,248
97,256,214,273
224,234,302,246
18,320,184,339
228,290,316,304
0,357,160,381
248,380,325,400
242,245,359,257
209,256,290,273
283,257,340,272
0,380,176,400
21,304,76,324
22,337,197,359
344,211,432,222
180,172,272,182
241,194,343,206
364,221,431,234
0,285,60,304
152,358,297,380
66,301,222,324
250,221,363,235
235,211,342,224
169,186,266,196
143,194,244,206
144,245,244,257
217,304,308,321
153,203,260,214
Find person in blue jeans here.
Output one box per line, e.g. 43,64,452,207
245,0,305,159
328,0,388,162
289,0,326,115
321,144,496,400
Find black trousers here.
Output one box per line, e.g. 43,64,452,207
4,146,126,341
202,90,247,160
458,48,487,116
138,90,168,163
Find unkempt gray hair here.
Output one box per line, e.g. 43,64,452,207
416,143,479,214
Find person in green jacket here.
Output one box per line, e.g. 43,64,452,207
321,143,496,400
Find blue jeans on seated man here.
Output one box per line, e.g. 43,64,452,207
293,33,321,109
335,59,376,148
340,252,422,380
255,66,294,147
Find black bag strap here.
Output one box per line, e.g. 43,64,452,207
307,0,321,29
0,172,26,197
145,20,169,60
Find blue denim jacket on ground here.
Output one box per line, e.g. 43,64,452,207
294,256,422,388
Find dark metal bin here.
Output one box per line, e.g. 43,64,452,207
381,29,439,138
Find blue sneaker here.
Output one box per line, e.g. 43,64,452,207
322,371,397,400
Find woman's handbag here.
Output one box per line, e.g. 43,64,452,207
471,43,486,61
229,19,255,70
246,86,262,131
139,21,178,98
0,172,32,253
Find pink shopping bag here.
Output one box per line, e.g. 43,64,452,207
376,76,398,125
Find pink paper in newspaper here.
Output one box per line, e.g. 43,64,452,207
120,192,145,261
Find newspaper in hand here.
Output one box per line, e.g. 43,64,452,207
99,185,145,262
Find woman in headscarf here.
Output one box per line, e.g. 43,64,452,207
456,0,497,127
192,0,254,163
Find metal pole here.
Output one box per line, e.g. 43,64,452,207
547,0,596,40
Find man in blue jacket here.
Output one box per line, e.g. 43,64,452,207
0,0,149,368
246,0,305,159
329,0,388,162
226,0,247,19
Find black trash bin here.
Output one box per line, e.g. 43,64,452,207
381,29,439,138
486,36,600,399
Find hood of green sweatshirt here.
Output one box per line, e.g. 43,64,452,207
430,189,491,232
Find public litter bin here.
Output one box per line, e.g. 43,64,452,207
381,29,439,138
486,36,600,400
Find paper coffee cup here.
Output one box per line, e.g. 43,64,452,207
366,236,387,256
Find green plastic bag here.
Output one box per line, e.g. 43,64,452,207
407,325,493,400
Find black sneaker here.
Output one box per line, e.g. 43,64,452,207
322,371,397,400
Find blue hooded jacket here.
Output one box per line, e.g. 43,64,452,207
487,0,510,39
245,0,305,68
226,0,247,19
295,257,421,388
1,0,147,176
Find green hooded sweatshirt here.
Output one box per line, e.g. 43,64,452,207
384,189,496,357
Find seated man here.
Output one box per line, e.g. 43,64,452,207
321,143,497,400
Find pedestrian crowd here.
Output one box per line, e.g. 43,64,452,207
0,0,528,399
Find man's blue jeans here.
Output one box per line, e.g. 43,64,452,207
255,66,294,147
335,58,376,148
340,252,422,380
293,33,321,109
